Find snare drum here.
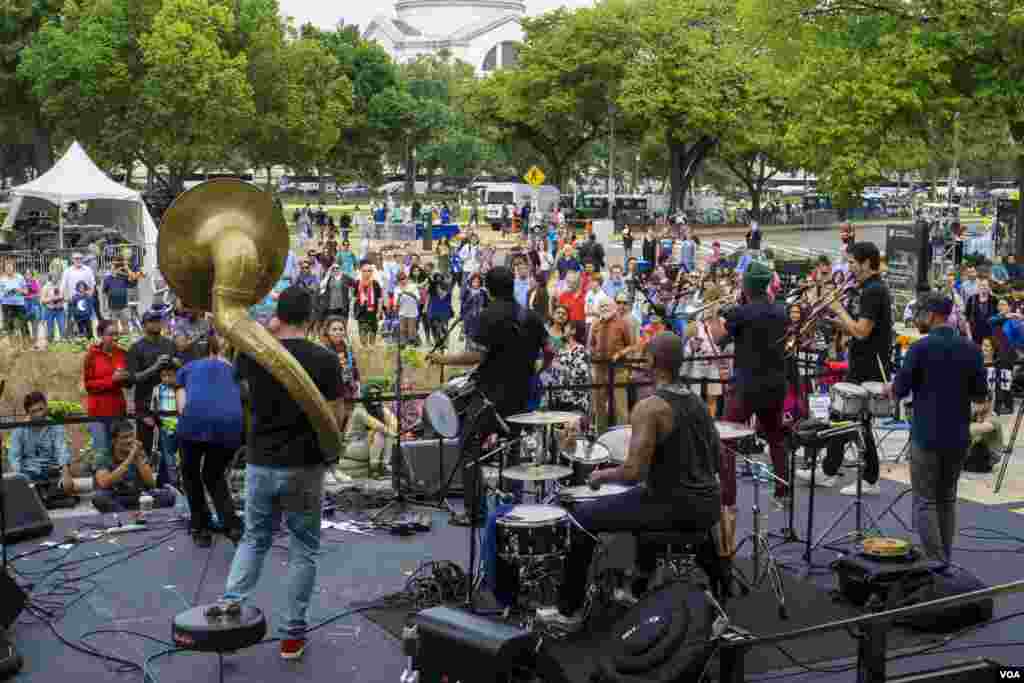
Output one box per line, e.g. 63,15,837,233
861,382,892,418
558,483,634,512
830,382,868,418
596,426,631,464
495,505,570,561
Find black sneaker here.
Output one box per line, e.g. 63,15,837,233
192,530,213,548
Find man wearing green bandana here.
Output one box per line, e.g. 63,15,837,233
710,261,789,562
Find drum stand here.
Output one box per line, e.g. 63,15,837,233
733,457,788,619
814,422,882,554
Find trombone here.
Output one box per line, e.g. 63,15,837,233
781,272,858,353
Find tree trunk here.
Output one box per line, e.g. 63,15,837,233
266,166,274,192
32,126,53,174
404,140,416,196
1015,152,1024,260
749,184,762,223
666,133,715,213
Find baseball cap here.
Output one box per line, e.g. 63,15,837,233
925,295,953,316
142,308,163,324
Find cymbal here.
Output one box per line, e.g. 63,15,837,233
501,464,573,482
716,421,756,442
506,411,582,426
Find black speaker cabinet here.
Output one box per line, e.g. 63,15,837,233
2,473,54,544
412,606,536,683
396,439,462,495
0,571,26,630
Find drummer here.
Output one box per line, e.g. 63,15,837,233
536,332,722,631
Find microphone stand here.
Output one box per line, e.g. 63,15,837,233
372,291,433,522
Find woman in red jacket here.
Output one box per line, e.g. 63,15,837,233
83,320,129,456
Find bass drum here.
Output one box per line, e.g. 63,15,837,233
423,373,477,438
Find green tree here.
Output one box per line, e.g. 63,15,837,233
280,37,354,197
0,0,63,174
467,2,637,190
137,0,255,191
619,0,750,212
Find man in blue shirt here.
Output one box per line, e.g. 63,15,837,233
92,420,175,513
512,258,531,308
890,295,989,565
7,392,74,490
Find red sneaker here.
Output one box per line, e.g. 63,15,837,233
280,638,306,660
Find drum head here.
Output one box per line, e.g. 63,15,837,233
498,504,568,526
425,391,459,438
833,382,868,396
861,381,886,396
559,483,633,502
597,426,631,464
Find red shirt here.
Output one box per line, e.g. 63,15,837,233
83,344,128,417
559,289,586,322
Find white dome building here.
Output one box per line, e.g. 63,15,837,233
363,0,524,73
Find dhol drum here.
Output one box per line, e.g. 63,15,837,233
558,483,634,513
597,426,631,465
830,382,869,418
861,382,892,418
495,505,571,561
423,373,477,438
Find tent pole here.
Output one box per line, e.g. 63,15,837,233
58,202,64,250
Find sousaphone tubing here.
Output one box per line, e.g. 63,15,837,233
158,179,342,456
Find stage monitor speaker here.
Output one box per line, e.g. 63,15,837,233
395,439,462,496
411,606,536,683
2,473,53,544
0,571,26,630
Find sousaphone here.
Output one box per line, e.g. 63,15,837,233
158,179,342,456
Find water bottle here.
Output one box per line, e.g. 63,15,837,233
139,493,154,513
170,486,189,520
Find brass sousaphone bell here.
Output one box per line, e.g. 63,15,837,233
158,179,342,456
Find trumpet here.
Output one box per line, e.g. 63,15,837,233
781,273,858,353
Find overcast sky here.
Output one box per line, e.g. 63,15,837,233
278,0,595,33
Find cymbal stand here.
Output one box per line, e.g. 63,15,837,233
733,457,789,619
816,422,882,553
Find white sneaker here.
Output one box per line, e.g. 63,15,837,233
840,481,881,496
795,467,836,488
612,587,639,606
535,606,584,632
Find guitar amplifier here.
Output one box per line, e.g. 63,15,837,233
411,606,536,683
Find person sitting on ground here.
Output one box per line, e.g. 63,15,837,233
7,391,76,491
92,419,175,514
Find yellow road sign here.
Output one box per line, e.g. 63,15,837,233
525,166,545,187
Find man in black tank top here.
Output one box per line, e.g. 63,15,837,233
537,332,721,631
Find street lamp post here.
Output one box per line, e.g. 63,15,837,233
608,102,617,222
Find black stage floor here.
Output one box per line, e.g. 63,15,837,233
6,474,1024,683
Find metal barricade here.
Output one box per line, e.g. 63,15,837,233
0,250,50,276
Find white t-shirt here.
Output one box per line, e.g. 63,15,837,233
398,283,420,319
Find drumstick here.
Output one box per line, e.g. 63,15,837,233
877,354,889,384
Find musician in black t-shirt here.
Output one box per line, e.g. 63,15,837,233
800,242,892,496
709,261,789,564
211,286,344,661
428,266,547,515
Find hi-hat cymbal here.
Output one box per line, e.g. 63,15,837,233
506,411,582,426
501,464,573,482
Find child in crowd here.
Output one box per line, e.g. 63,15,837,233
71,281,94,339
150,365,179,488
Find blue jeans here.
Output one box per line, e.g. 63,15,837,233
157,428,179,488
223,464,325,636
43,307,65,339
89,420,112,456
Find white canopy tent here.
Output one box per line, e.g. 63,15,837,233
1,141,161,311
1,141,158,247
